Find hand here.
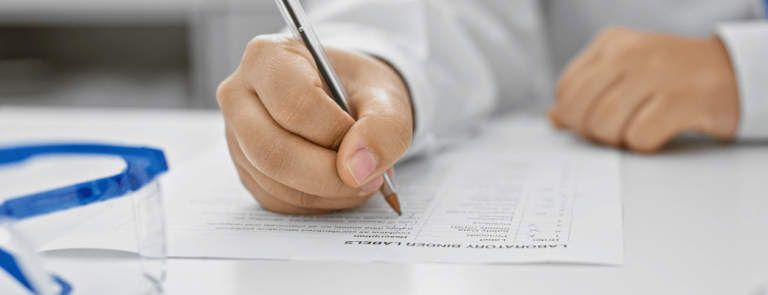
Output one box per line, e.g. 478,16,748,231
548,27,740,153
217,34,413,214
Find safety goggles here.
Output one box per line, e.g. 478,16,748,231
0,143,168,295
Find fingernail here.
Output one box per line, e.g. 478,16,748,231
362,176,383,192
348,148,378,185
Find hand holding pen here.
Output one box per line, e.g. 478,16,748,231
216,1,412,215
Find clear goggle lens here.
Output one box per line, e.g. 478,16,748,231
0,144,168,295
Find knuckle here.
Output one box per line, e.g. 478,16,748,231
605,26,625,34
243,35,294,80
600,29,643,59
216,77,236,106
242,37,273,69
245,35,275,55
611,45,636,60
603,26,634,39
598,26,628,44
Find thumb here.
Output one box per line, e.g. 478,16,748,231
336,88,413,189
323,48,413,189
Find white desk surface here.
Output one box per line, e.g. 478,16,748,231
1,106,766,295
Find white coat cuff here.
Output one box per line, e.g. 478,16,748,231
716,21,768,139
313,23,434,160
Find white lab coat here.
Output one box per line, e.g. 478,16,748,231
303,0,768,157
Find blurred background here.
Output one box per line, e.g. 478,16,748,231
0,0,286,109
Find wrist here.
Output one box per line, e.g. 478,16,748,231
706,35,740,139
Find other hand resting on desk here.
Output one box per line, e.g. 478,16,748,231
217,35,412,214
548,27,740,153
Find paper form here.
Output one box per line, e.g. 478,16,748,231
41,116,623,265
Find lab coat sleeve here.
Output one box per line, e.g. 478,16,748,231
304,0,498,159
716,21,768,140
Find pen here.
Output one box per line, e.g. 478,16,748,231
275,0,402,215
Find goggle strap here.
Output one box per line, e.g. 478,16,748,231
0,144,168,221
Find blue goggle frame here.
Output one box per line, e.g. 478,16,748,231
0,143,168,295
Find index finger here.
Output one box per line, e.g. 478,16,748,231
218,79,361,199
241,34,355,150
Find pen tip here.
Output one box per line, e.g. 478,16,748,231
384,193,402,216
